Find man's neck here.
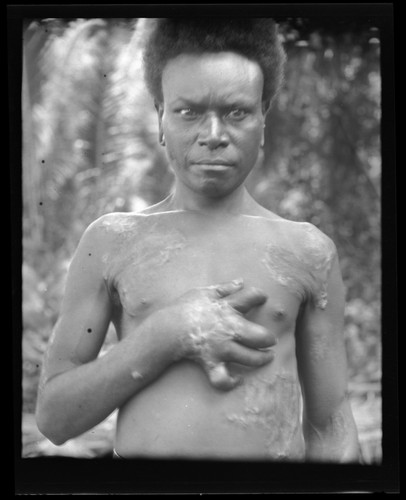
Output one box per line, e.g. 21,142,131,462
167,184,258,217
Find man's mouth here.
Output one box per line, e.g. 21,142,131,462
192,160,235,171
194,159,234,166
192,164,234,176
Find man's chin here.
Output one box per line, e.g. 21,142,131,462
194,181,241,199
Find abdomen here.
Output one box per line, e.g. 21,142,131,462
114,337,305,460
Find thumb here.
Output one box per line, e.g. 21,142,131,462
208,278,244,299
207,363,242,391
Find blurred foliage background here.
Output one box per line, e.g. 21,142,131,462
22,18,381,462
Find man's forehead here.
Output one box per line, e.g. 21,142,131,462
161,51,264,103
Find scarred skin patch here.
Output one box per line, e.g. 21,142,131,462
262,223,336,309
305,404,355,461
101,214,187,315
102,216,186,275
182,297,243,390
130,370,144,382
307,327,334,363
225,373,303,459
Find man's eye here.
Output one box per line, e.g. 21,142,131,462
178,108,200,118
226,109,248,120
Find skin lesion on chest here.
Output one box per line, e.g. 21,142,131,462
104,228,188,318
261,227,335,310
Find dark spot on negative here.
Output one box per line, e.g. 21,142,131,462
87,328,92,333
39,202,43,206
88,253,92,256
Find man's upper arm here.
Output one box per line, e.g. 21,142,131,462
41,217,114,384
295,239,349,427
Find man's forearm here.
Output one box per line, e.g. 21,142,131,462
303,401,361,463
36,313,175,445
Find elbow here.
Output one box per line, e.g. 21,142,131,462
303,404,361,463
35,399,69,446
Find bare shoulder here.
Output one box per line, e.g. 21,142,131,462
75,212,150,262
288,220,336,255
258,212,340,310
88,211,158,240
254,208,337,260
90,211,147,232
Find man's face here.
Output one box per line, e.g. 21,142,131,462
158,51,267,199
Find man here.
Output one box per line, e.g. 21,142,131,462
36,18,360,461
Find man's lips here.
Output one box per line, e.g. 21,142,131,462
192,160,235,167
192,158,233,167
192,162,234,175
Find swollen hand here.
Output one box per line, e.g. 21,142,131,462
168,279,277,391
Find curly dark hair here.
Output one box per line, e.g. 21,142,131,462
142,18,286,105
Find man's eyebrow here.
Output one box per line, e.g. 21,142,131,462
170,96,256,108
170,97,204,107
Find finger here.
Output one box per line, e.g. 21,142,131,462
206,278,244,299
232,319,278,349
222,343,275,367
222,287,267,314
207,363,242,391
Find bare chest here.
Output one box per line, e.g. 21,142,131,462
102,214,317,335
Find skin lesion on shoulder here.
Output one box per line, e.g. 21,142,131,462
261,218,338,310
299,222,337,262
297,222,338,309
91,212,148,256
76,213,142,287
95,211,147,235
93,211,188,310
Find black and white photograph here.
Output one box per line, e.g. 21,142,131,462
12,3,397,494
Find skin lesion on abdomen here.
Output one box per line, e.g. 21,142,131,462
223,371,303,459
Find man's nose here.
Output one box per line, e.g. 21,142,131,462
198,114,229,149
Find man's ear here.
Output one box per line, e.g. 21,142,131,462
260,126,265,148
260,100,271,147
261,99,271,116
155,100,165,145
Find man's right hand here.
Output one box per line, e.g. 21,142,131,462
159,279,277,390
